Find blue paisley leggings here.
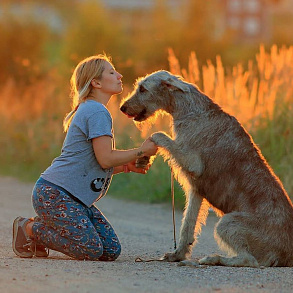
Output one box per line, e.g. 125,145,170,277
31,177,121,261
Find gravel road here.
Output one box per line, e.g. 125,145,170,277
0,176,292,293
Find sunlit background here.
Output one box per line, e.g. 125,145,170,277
1,0,292,206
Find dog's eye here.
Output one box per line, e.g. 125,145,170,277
139,85,146,93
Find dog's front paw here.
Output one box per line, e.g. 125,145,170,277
151,132,171,147
160,252,186,262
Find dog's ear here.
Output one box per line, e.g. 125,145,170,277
160,76,190,93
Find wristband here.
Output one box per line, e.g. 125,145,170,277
123,165,130,173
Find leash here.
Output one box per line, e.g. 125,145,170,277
135,256,164,262
135,167,177,263
171,168,177,250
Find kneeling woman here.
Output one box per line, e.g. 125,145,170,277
12,55,157,261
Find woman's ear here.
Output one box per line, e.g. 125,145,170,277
91,79,101,88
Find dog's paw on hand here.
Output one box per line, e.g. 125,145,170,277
160,252,185,262
150,132,169,146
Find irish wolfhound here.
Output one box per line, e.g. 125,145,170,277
120,70,293,267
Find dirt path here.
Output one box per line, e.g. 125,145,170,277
0,176,292,293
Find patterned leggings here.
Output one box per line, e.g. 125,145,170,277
32,178,121,261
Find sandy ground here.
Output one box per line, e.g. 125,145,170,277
0,176,293,293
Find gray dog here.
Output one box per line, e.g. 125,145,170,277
120,70,293,267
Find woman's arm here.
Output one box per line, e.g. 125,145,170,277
92,135,157,170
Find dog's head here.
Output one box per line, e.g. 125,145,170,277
120,70,190,122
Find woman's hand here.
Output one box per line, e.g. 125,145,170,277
139,137,158,157
126,161,150,174
113,160,151,175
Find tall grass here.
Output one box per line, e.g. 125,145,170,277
1,45,292,206
168,45,293,128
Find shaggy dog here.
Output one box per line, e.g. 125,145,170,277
120,70,293,267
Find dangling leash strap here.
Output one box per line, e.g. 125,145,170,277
171,168,177,250
135,256,165,262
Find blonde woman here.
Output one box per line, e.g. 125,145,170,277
12,55,157,260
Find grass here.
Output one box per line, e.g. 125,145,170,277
251,97,293,195
1,44,293,207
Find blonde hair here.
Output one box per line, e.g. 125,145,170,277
63,54,113,132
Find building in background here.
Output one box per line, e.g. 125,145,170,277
220,0,270,42
100,0,187,12
98,0,293,44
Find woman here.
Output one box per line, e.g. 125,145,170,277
12,55,158,261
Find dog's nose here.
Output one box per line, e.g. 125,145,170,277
120,105,126,113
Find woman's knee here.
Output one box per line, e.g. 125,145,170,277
77,239,105,260
80,241,121,261
79,235,122,261
110,242,122,260
99,243,121,261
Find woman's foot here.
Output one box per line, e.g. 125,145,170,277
12,217,49,258
34,244,49,257
12,217,35,258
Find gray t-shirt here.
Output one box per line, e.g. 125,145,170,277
41,100,114,207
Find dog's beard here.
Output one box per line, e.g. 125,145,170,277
133,110,166,130
133,108,147,121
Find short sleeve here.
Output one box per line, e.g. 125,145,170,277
87,111,113,141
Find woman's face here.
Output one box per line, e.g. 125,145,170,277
98,61,123,96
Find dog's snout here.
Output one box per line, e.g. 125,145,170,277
120,105,127,113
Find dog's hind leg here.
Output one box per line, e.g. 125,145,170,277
199,253,259,267
199,212,259,267
162,190,209,262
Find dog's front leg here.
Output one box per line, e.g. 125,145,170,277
151,131,174,152
162,191,208,262
151,132,203,176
